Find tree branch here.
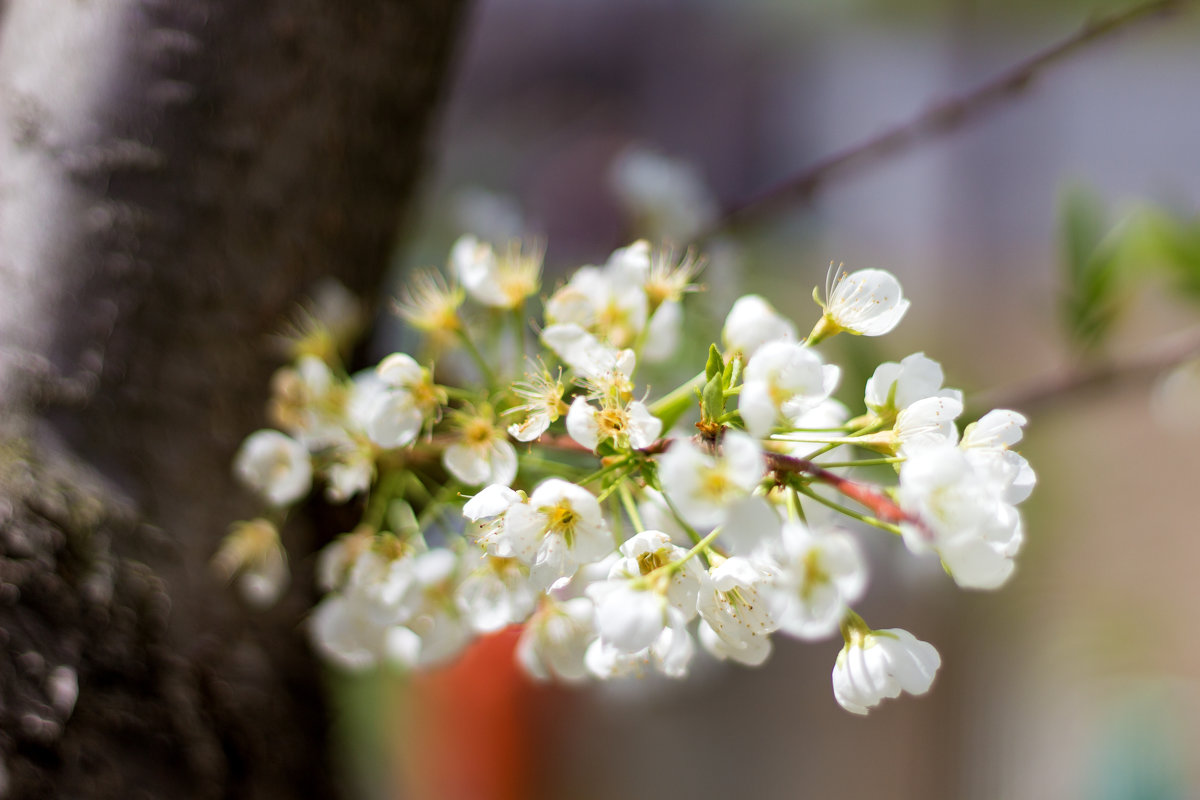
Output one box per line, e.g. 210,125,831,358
703,0,1186,238
973,323,1200,414
762,450,923,531
540,434,921,530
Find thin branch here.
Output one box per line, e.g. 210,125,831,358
763,450,926,533
635,435,927,534
973,323,1200,414
703,0,1185,238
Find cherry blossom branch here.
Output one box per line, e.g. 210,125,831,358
972,322,1200,414
536,432,915,525
701,0,1185,238
762,450,923,531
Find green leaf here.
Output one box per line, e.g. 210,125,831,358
1152,212,1200,302
1059,186,1124,351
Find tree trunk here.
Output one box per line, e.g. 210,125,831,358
0,1,466,796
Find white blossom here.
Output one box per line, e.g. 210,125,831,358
637,489,692,547
565,395,662,452
641,300,683,363
817,267,909,338
450,235,541,310
234,429,313,507
893,395,963,455
394,268,464,334
587,530,702,656
463,484,524,534
611,530,702,619
767,523,867,641
497,479,612,589
316,528,375,592
443,412,518,487
864,352,962,415
778,399,854,464
585,614,694,679
364,353,436,449
657,432,764,529
960,410,1036,505
267,355,342,445
325,444,374,503
697,557,784,664
698,618,772,667
456,555,537,633
722,295,796,359
740,340,841,438
589,581,673,654
898,444,1024,590
717,496,786,556
309,547,415,671
541,324,633,379
506,366,567,442
310,592,393,671
389,556,474,668
544,244,650,349
311,546,472,672
832,626,940,715
213,519,290,608
516,597,597,683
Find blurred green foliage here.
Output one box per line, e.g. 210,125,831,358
1059,186,1125,352
1059,185,1200,352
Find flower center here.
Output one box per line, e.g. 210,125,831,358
464,418,494,445
543,500,580,546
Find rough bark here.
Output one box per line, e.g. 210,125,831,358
0,0,466,797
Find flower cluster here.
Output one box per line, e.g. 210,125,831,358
222,239,1035,715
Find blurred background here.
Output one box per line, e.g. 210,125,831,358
338,0,1200,797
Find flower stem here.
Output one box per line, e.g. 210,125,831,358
617,483,645,532
456,329,499,389
659,489,703,546
668,528,722,573
809,456,904,468
794,484,901,535
577,455,630,486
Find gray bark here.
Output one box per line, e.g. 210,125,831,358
0,0,466,797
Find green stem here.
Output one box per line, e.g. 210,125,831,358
794,418,890,461
595,467,634,503
456,329,499,389
659,489,703,546
510,305,528,367
365,470,408,531
517,453,587,479
672,528,722,570
577,455,630,486
786,487,806,523
794,484,902,535
417,482,460,530
809,457,904,468
617,483,645,532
